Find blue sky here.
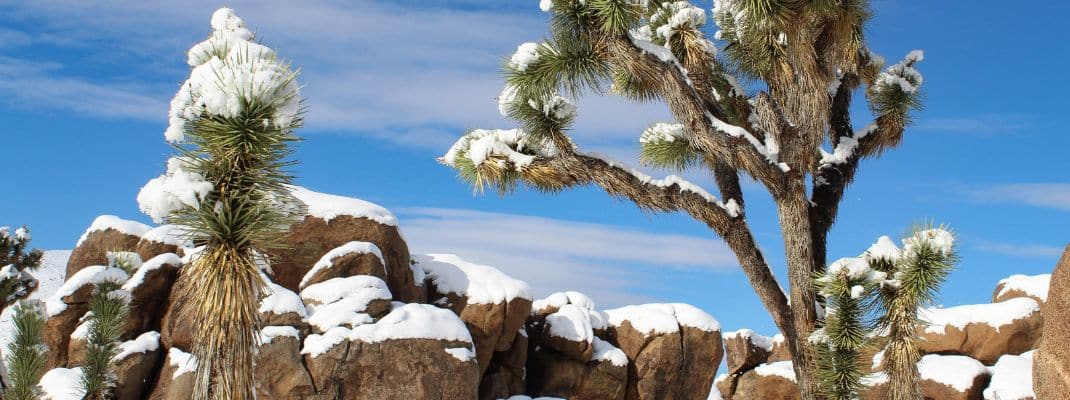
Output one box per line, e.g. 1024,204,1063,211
2,0,1068,335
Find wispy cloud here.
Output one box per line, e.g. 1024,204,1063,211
966,183,1070,211
398,207,738,307
0,56,166,120
976,241,1066,259
0,0,670,154
915,115,1030,135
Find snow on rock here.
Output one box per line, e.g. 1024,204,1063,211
45,265,129,317
123,253,182,291
300,275,390,306
445,346,476,362
301,326,350,357
0,250,68,352
723,328,774,351
605,303,720,335
546,304,594,343
137,157,214,223
921,297,1040,334
754,360,796,382
532,291,607,330
414,253,531,305
259,281,308,317
39,367,86,400
918,354,988,392
290,186,398,226
168,347,198,378
303,282,389,332
259,325,300,345
141,224,192,247
996,274,1051,302
349,303,473,344
75,215,151,247
300,241,385,288
592,336,628,367
983,351,1035,400
114,331,161,362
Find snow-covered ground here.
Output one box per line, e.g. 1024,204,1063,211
0,250,69,353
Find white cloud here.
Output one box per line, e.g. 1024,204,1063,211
0,0,671,154
976,241,1065,259
0,56,165,120
968,183,1070,211
398,207,739,308
915,115,1029,135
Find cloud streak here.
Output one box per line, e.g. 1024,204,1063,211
976,241,1066,259
966,183,1070,211
398,207,739,307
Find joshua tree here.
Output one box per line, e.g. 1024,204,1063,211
137,8,302,400
811,226,956,400
80,280,129,400
3,301,47,400
439,1,925,397
0,226,43,312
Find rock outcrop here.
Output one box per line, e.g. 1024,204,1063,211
918,297,1042,364
34,189,733,400
1035,245,1070,400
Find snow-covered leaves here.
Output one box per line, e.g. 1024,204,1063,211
136,157,213,224
165,8,301,144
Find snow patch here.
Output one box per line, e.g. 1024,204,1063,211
921,297,1039,334
300,275,390,306
918,354,988,392
114,331,161,361
259,325,300,345
259,281,308,317
300,241,385,288
510,42,541,71
415,253,531,305
754,361,796,382
445,346,476,362
75,215,151,247
301,326,350,357
605,303,720,335
996,274,1051,302
45,266,129,317
290,186,398,226
123,253,182,291
137,157,214,223
349,303,472,344
592,336,628,367
983,351,1034,400
168,347,198,378
39,367,86,400
723,329,774,351
546,304,594,343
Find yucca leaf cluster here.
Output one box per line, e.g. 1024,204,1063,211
0,226,43,311
3,300,47,400
812,224,957,400
80,280,129,400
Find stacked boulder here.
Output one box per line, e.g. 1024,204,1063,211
29,187,726,400
716,272,1051,400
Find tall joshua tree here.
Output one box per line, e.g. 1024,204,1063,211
439,1,925,398
137,8,302,400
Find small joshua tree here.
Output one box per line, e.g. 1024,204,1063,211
439,1,926,397
811,226,956,400
3,301,47,400
0,226,43,312
137,8,302,400
80,280,129,400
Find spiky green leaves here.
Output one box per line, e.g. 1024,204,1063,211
0,226,43,309
81,281,129,400
4,301,46,400
440,129,564,195
867,51,924,125
588,0,642,34
639,123,698,170
812,225,956,400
